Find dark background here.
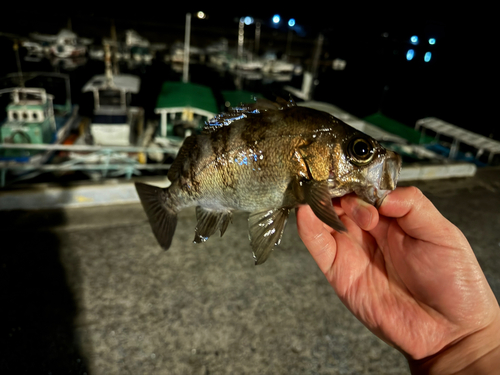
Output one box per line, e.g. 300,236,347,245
0,5,496,139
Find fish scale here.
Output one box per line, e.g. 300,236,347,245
135,99,402,265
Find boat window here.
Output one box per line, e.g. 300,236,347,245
12,111,18,120
93,114,128,124
22,112,29,120
98,89,122,107
32,112,38,120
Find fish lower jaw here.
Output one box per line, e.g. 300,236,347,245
327,179,390,207
328,187,353,199
353,186,391,208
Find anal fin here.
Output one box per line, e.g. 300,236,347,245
302,180,346,233
248,207,290,265
193,206,233,243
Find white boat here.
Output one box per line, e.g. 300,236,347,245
31,29,92,58
262,59,295,74
167,42,205,64
230,56,264,71
82,73,143,146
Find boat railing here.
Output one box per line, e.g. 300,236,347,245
0,143,179,187
416,117,500,164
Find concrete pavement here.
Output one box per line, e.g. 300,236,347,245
1,166,499,374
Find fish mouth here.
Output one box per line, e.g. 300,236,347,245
353,154,402,208
328,151,402,207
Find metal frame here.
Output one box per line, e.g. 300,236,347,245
0,143,179,187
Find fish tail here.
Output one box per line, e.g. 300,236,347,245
135,182,178,250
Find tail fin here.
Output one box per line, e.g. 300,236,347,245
135,182,178,250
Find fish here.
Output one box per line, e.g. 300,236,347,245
135,98,402,265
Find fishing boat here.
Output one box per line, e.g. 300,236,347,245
364,112,496,167
82,74,143,146
154,81,218,144
298,102,477,180
30,29,92,58
220,89,263,110
0,73,78,164
82,43,144,147
415,117,500,166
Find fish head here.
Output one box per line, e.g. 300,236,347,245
327,130,402,208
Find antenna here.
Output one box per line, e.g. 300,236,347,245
13,40,24,88
110,19,119,75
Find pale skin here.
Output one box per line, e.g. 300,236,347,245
296,187,500,374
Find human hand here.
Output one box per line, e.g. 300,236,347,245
296,187,500,374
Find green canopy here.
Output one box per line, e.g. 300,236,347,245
156,81,218,116
221,90,263,109
363,112,434,145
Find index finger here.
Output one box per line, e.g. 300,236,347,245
296,205,338,275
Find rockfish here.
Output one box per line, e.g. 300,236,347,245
136,98,402,264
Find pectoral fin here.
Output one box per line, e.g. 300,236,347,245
194,207,233,243
302,180,346,233
248,207,290,265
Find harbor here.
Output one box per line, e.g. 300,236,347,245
1,7,498,375
1,10,498,189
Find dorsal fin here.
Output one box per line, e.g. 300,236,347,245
203,97,296,133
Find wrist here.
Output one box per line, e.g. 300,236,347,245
409,311,500,375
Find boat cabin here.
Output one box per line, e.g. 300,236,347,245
154,81,218,141
0,87,55,145
82,74,142,146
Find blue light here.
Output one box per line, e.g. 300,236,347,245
288,18,295,27
410,35,419,45
429,38,436,45
406,49,415,61
244,16,253,25
273,15,280,23
424,52,432,62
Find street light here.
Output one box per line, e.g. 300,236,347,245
406,49,415,61
242,16,254,25
286,18,295,58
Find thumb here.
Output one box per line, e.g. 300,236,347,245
378,187,465,245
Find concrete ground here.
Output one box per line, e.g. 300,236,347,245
1,167,499,375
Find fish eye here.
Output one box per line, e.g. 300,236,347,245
348,138,374,165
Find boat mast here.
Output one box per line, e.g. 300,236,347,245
110,19,119,75
183,13,191,83
104,43,113,87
